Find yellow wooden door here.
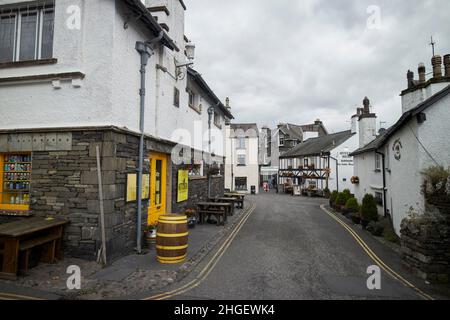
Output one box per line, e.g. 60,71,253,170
148,152,167,225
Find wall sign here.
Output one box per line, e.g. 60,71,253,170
126,173,150,203
177,170,189,203
392,139,403,161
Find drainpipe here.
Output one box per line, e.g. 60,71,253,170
207,106,214,198
329,155,339,192
376,150,388,218
135,32,163,254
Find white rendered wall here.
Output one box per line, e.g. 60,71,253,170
0,0,227,156
328,133,358,194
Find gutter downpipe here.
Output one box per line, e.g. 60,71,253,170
376,150,388,218
135,32,163,254
329,155,339,192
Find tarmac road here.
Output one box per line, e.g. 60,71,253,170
153,193,437,300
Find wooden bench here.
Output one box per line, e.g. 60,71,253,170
197,202,232,226
209,198,237,216
19,233,62,273
0,217,68,280
223,193,245,209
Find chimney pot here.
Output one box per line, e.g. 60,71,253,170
407,70,415,88
418,63,426,83
363,97,370,114
431,55,443,78
444,54,450,77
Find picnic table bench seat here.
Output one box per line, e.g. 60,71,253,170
197,202,233,226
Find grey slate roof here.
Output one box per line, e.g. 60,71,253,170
280,130,354,158
230,124,259,138
187,68,234,120
278,124,303,140
350,84,450,156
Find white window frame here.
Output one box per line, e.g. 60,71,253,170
0,6,54,63
237,154,246,166
375,154,381,171
279,136,285,147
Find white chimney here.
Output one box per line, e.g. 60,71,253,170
358,97,377,148
145,0,186,48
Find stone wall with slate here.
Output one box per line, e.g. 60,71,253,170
28,129,153,261
400,196,450,284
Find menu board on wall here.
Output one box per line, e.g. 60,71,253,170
126,173,150,203
177,170,189,203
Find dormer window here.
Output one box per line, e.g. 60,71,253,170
0,4,54,63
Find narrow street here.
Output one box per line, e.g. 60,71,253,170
144,193,434,300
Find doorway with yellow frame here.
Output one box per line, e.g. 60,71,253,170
148,152,167,225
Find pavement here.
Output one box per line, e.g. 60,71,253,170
1,192,450,300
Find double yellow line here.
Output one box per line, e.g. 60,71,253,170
320,205,434,300
143,202,257,300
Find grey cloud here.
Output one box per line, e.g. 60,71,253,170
185,0,450,133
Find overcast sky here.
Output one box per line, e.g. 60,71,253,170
185,0,450,133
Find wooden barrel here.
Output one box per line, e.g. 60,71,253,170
156,214,188,264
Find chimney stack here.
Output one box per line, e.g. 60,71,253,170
363,97,370,114
407,70,415,88
431,55,443,78
444,54,450,77
418,63,426,83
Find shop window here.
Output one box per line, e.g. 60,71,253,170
0,153,32,212
235,177,247,191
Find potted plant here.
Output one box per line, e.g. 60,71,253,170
351,176,360,184
144,222,158,248
185,208,197,228
360,194,378,229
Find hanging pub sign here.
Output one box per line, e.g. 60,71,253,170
126,173,150,203
177,170,189,203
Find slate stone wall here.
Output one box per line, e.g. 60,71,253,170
401,197,450,284
29,130,152,261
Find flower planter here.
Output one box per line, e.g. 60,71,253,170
145,229,157,248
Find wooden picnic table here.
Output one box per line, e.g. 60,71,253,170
197,202,233,226
209,197,237,216
223,193,245,209
0,216,68,280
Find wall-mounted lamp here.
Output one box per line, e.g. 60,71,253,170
175,42,196,80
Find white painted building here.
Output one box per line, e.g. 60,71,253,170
351,54,450,234
225,124,259,194
279,112,360,194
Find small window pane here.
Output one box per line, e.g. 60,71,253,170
40,10,54,59
0,15,16,62
19,12,38,61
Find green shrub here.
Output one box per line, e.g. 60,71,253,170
360,194,378,222
345,198,359,213
342,189,352,202
329,191,339,205
335,193,347,206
